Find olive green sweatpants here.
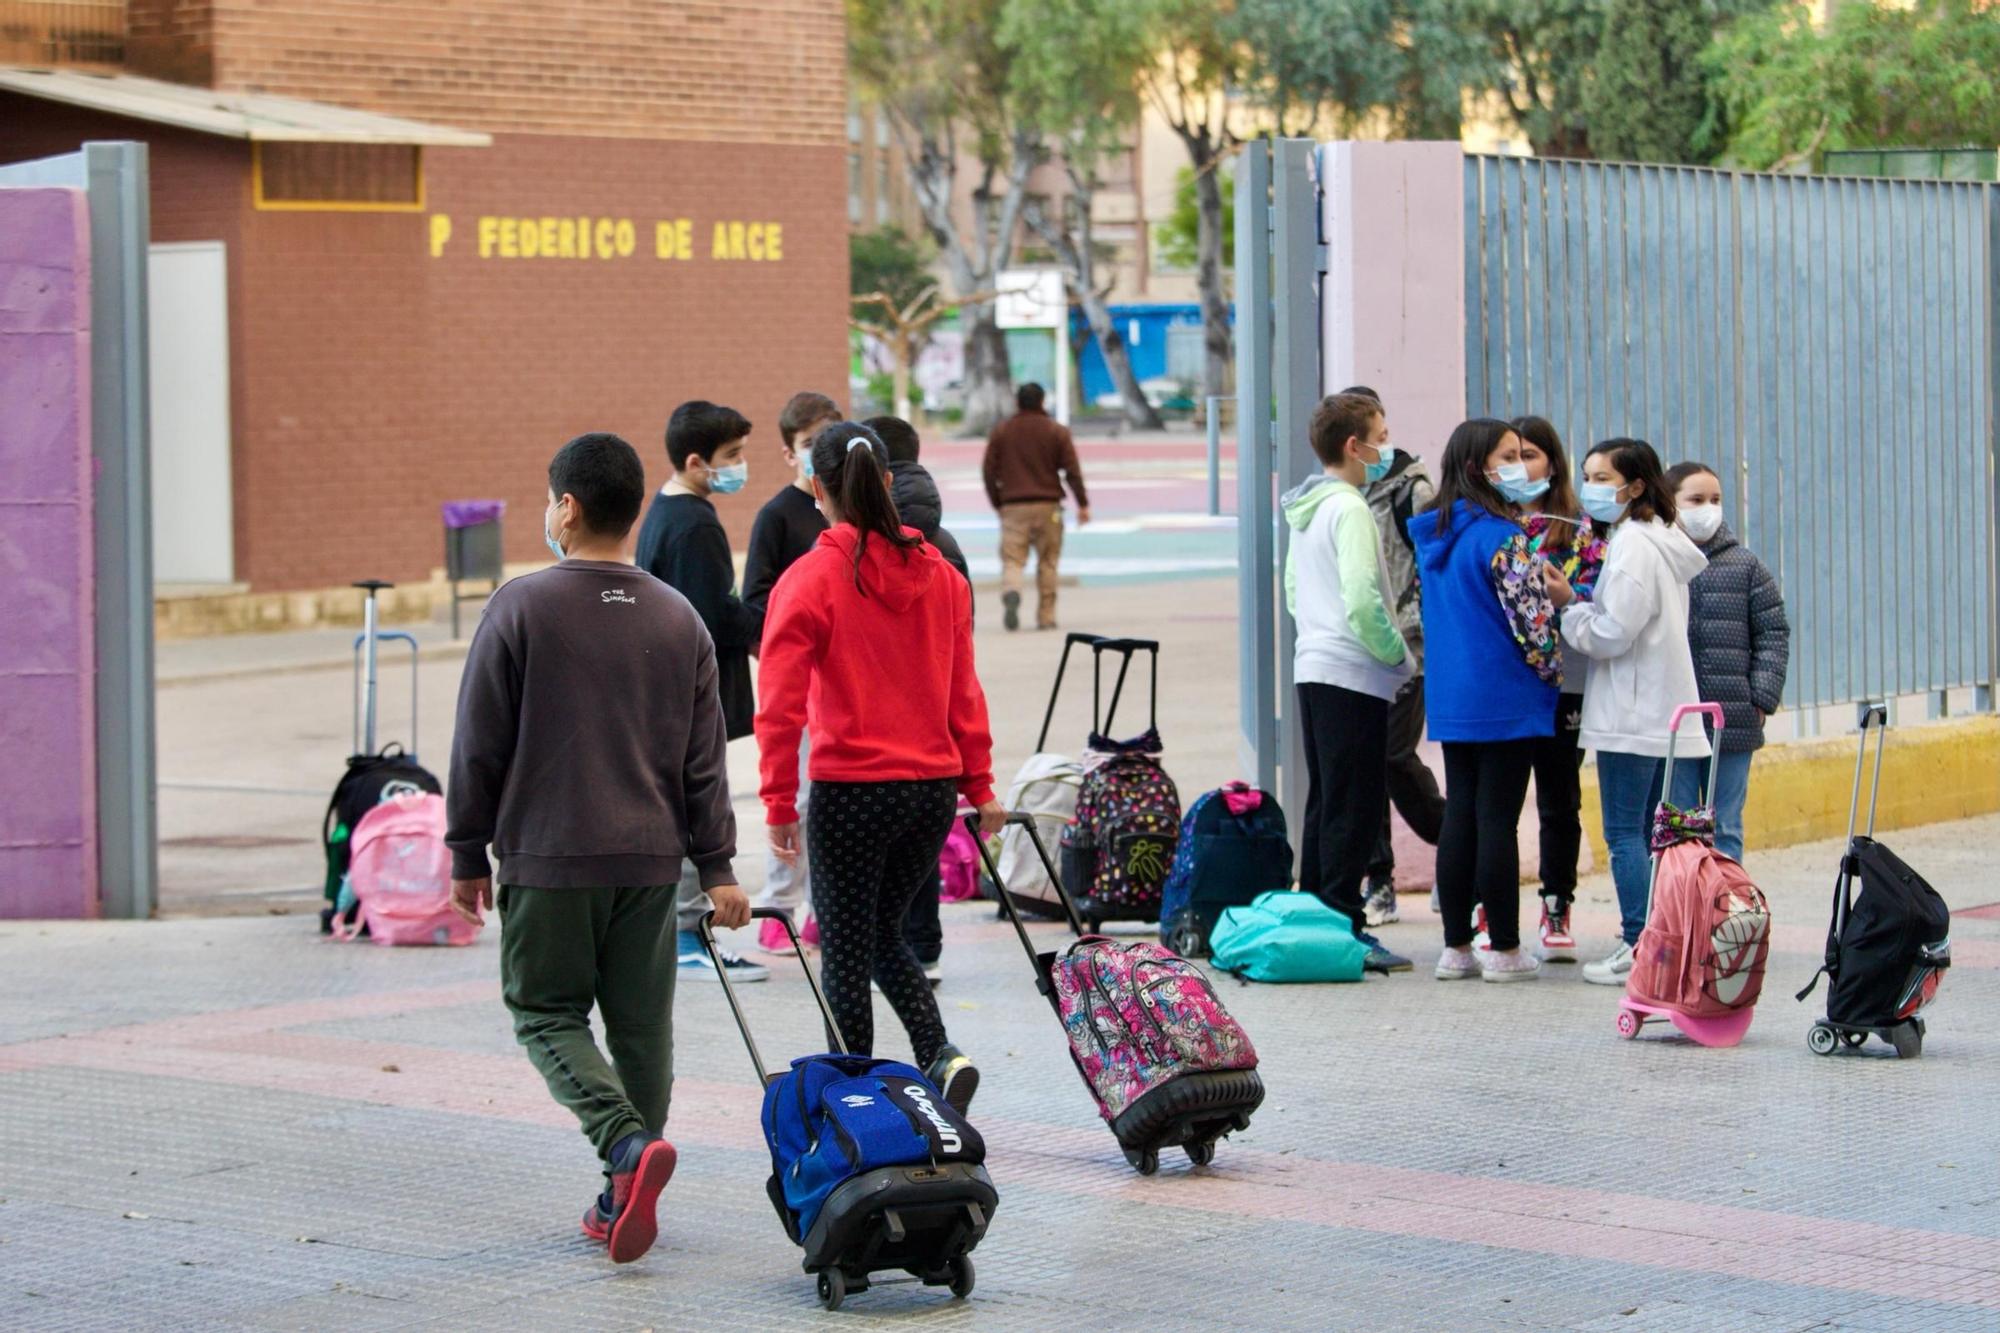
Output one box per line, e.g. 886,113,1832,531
498,883,677,1163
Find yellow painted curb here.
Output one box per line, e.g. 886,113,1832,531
1579,714,2000,861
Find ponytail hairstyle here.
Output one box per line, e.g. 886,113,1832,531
1511,414,1585,555
807,420,921,591
1423,417,1523,535
1585,437,1677,526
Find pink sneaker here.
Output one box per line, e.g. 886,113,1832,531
801,914,820,949
757,916,796,956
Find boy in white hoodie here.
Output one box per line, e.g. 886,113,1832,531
1282,393,1416,974
1555,437,1709,985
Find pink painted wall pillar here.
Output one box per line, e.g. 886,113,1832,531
0,187,98,917
1320,141,1466,467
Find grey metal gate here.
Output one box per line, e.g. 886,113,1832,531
1465,154,1999,714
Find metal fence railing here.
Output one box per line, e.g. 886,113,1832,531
1465,154,1999,714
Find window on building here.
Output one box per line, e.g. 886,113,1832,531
254,142,423,210
876,148,894,225
848,150,865,224
0,0,124,67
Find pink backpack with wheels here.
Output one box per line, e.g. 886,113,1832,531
938,820,982,903
339,792,477,946
1617,704,1770,1046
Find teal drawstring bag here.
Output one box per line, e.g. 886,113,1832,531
1209,891,1370,983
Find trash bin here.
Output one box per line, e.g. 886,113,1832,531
443,499,505,638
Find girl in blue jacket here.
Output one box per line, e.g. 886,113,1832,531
1411,419,1564,982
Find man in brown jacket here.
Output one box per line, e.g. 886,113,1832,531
981,382,1091,630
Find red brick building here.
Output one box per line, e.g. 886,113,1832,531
1,1,849,594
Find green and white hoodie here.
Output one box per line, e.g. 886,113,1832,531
1283,475,1412,701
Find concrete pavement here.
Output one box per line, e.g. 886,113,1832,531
2,814,1996,1329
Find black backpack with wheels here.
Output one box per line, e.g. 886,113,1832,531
320,744,441,933
1819,838,1950,1029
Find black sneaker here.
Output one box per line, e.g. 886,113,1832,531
925,1044,979,1115
1363,876,1399,926
1001,590,1021,631
1356,930,1413,974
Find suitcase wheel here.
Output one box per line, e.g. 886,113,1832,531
818,1269,847,1312
1806,1023,1839,1056
948,1255,975,1300
1888,1022,1924,1060
1124,1146,1160,1176
1184,1140,1215,1167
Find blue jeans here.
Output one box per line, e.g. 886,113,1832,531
1595,751,1664,946
1669,748,1754,862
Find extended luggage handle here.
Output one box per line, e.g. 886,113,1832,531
699,908,846,1087
1645,703,1726,916
1035,633,1162,754
1848,703,1889,844
351,631,420,761
965,811,1085,994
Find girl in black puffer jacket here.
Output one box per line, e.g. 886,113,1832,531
1664,462,1791,861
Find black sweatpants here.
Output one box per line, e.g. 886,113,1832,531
1368,675,1446,879
808,778,957,1066
1529,693,1586,905
1296,682,1390,935
1436,740,1534,952
903,866,943,965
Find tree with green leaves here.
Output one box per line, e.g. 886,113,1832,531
1001,0,1164,429
1704,0,2000,171
1467,0,1602,156
1157,165,1234,274
849,0,1041,434
1586,0,1714,163
849,227,968,423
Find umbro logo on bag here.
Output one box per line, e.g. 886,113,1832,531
899,1083,963,1154
840,1094,875,1108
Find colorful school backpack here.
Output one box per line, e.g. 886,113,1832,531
1627,805,1771,1019
1049,936,1258,1122
761,1054,985,1242
1158,783,1293,956
1060,740,1181,923
938,819,982,904
334,792,476,947
1209,891,1371,983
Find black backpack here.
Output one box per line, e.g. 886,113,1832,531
1804,838,1951,1028
320,744,442,933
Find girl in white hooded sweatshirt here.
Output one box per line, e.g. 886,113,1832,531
1550,438,1709,986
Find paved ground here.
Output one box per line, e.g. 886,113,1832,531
3,814,1996,1330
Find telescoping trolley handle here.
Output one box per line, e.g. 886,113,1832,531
349,580,421,760
965,810,1085,1003
1848,703,1890,843
1646,703,1725,916
1035,632,1162,753
698,908,844,1086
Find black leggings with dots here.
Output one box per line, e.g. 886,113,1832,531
807,778,958,1067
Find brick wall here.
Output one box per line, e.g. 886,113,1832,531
127,0,846,147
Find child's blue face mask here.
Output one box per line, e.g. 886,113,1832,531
708,460,749,495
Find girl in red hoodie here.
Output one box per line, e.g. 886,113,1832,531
756,421,1005,1112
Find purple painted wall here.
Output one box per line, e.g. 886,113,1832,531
0,186,98,918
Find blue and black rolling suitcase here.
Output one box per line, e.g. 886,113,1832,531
699,910,995,1311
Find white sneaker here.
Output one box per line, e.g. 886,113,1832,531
1583,941,1636,986
922,959,942,987
1434,946,1482,980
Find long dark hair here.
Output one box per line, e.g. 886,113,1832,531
807,420,921,590
1585,437,1677,526
1511,414,1585,554
1424,417,1522,534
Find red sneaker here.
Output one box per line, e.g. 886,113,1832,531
1539,896,1577,963
581,1200,610,1245
605,1136,677,1264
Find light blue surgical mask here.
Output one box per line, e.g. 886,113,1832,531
1579,481,1629,524
543,504,566,561
799,450,815,481
1362,442,1398,485
708,460,749,495
1490,462,1551,505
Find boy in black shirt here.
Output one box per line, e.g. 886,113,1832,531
742,391,839,955
634,400,768,983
